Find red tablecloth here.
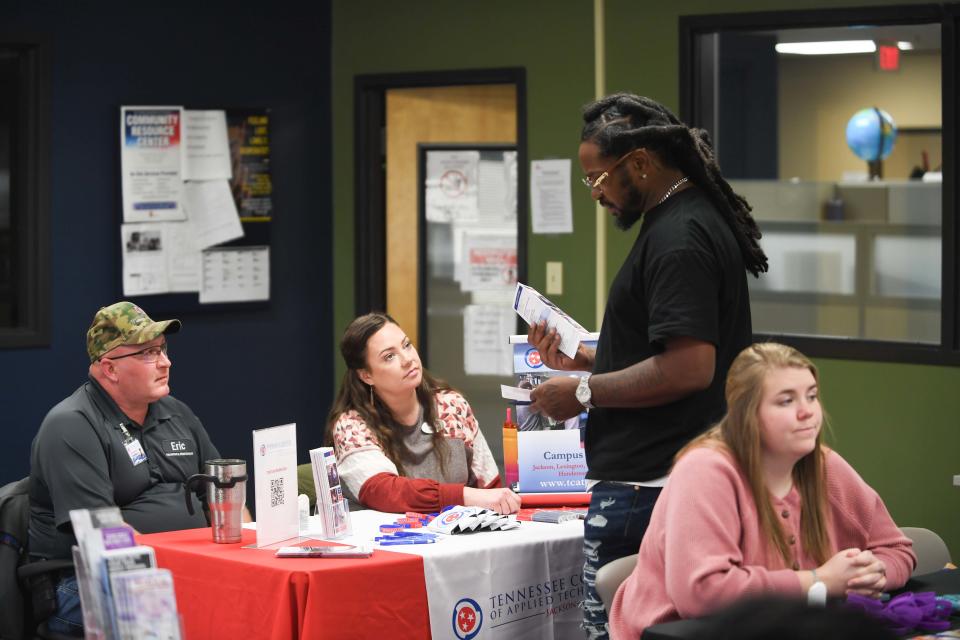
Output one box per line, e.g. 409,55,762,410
137,528,431,640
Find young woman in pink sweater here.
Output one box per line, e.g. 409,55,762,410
608,343,916,639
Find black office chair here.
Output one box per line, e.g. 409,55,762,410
0,477,75,640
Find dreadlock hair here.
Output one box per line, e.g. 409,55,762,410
324,312,449,476
581,93,768,277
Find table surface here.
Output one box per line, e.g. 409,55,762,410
641,569,960,640
140,510,586,640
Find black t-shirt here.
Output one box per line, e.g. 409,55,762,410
587,186,752,481
28,377,220,559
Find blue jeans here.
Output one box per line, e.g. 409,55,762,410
46,573,84,636
582,482,662,640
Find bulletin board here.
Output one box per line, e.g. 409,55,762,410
116,106,272,314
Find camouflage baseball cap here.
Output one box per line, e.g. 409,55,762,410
86,301,181,362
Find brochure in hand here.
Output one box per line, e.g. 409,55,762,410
512,282,590,359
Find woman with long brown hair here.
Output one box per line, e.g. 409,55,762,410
325,313,520,514
608,343,915,638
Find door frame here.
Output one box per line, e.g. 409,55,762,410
352,68,528,319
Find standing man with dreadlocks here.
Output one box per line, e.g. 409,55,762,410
528,93,768,639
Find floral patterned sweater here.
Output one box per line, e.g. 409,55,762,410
330,390,502,513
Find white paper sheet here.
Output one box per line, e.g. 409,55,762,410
477,157,516,226
182,110,232,181
530,159,573,234
500,385,532,402
199,246,269,303
164,222,201,293
121,223,169,295
425,150,479,224
461,230,517,292
252,423,299,548
182,180,244,250
463,304,515,376
121,106,186,222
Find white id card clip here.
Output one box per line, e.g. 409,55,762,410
119,423,147,466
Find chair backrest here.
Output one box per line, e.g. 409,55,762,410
0,477,30,640
900,526,952,576
595,553,638,614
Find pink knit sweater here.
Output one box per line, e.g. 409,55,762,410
608,447,916,639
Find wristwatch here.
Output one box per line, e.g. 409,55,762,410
807,569,827,606
575,375,594,410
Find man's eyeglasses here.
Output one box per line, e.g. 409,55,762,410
581,149,636,191
104,342,168,363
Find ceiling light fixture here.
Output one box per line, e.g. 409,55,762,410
775,40,877,55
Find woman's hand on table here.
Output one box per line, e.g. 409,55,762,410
463,487,521,514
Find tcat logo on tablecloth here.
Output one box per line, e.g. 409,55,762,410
452,598,482,640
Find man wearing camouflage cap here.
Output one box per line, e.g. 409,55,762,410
28,302,225,636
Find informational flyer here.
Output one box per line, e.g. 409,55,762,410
251,423,299,548
227,110,273,221
463,304,514,376
120,106,185,223
425,150,479,224
121,223,169,296
530,159,573,234
182,110,232,181
513,282,590,359
199,246,270,303
182,180,244,250
461,230,517,292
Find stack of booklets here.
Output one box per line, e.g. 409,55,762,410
69,507,182,639
309,446,352,539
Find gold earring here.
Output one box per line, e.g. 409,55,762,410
642,174,647,179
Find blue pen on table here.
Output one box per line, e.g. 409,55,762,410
378,538,437,546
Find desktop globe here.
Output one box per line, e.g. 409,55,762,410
846,107,897,162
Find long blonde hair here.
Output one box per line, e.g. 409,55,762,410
678,343,831,566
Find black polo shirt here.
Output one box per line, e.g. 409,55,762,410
29,376,219,559
587,186,752,482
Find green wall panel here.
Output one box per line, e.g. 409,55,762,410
333,0,958,557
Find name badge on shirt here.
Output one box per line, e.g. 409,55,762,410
162,439,196,457
119,423,147,467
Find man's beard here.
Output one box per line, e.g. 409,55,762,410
611,182,645,231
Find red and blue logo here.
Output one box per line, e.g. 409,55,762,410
441,510,464,526
452,597,482,640
524,347,543,369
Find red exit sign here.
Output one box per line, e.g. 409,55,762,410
878,44,900,71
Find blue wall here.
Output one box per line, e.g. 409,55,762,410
0,2,334,513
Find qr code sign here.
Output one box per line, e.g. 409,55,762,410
270,477,285,508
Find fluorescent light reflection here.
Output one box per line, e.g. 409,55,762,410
897,41,913,50
775,40,877,55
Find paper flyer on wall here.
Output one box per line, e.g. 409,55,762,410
463,304,515,376
425,150,480,224
461,230,518,292
308,447,352,540
227,109,273,221
200,246,269,303
252,423,299,548
530,158,573,234
183,109,232,181
120,106,186,223
121,223,170,295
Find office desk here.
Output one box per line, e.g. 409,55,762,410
140,511,585,640
641,570,960,640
